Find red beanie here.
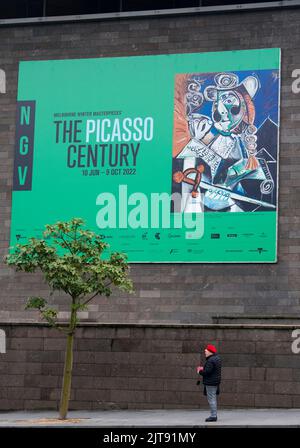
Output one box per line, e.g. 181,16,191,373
205,344,217,354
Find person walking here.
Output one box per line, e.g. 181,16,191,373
196,344,222,422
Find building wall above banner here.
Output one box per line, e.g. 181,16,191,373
0,0,299,25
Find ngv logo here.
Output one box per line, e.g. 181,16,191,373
0,69,6,94
0,329,6,353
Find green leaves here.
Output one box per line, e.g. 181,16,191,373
5,218,133,314
25,296,59,329
5,238,57,272
25,296,47,310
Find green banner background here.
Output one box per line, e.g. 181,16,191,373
11,48,280,262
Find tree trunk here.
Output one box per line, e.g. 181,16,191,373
59,304,77,420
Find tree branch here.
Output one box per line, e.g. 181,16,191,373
41,314,70,335
82,291,99,306
52,324,70,336
59,231,74,255
82,281,113,306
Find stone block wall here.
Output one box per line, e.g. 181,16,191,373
0,323,299,410
0,7,300,323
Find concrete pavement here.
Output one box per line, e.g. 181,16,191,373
0,408,299,427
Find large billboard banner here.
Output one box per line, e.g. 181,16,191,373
11,48,280,262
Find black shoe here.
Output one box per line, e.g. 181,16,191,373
205,416,217,422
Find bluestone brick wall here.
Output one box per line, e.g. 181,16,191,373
0,323,299,410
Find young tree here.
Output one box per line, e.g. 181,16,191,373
5,218,133,419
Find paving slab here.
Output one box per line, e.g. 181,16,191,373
0,409,299,427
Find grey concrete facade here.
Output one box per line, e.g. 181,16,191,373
0,7,299,324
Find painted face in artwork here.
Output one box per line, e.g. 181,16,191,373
205,73,259,135
213,90,246,133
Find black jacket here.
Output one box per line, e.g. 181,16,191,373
199,354,222,386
